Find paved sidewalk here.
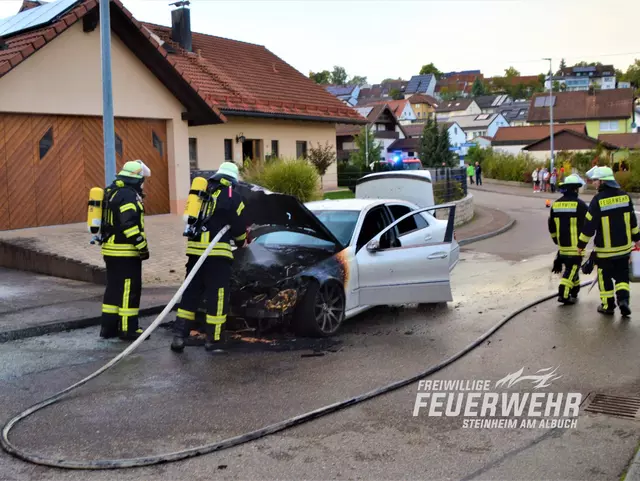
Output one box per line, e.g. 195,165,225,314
456,205,514,246
470,181,596,202
0,267,176,342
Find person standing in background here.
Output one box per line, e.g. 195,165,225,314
550,168,557,193
532,167,540,192
475,162,482,186
467,163,475,185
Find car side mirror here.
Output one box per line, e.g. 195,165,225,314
366,239,380,253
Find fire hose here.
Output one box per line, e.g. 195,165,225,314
1,231,595,470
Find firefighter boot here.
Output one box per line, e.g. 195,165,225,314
619,299,632,317
170,317,190,352
204,324,225,352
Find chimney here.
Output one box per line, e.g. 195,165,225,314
170,1,192,52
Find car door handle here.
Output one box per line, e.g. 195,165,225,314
424,234,432,241
428,252,447,260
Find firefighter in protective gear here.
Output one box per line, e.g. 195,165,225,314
548,174,588,304
578,166,640,316
170,162,248,352
100,160,151,340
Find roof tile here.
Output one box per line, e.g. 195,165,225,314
62,12,77,27
52,20,67,34
528,89,635,122
19,44,35,58
492,124,587,144
9,53,24,68
43,28,56,41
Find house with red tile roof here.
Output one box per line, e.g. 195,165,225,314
360,99,416,124
0,0,364,230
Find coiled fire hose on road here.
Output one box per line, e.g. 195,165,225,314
1,237,595,470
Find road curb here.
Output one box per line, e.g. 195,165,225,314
622,441,640,480
458,217,516,247
0,304,170,343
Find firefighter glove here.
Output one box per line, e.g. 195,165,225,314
551,256,562,274
581,252,595,275
139,247,150,261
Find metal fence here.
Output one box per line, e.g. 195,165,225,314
337,166,468,202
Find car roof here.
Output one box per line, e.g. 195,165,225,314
305,198,414,211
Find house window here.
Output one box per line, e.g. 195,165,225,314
152,131,163,157
600,120,619,132
271,140,279,158
39,127,53,159
115,134,123,158
296,141,307,158
189,138,198,169
224,139,233,161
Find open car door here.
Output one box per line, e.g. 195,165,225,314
355,204,456,306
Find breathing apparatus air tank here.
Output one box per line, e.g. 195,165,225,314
183,177,208,237
87,187,104,244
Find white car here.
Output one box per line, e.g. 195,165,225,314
229,182,460,337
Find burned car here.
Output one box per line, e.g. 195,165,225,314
220,181,459,337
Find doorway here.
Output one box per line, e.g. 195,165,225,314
242,139,263,162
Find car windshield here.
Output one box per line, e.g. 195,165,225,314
309,210,360,246
403,162,422,170
253,231,337,250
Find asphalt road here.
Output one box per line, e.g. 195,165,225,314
1,190,640,481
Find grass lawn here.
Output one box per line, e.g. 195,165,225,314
323,190,355,200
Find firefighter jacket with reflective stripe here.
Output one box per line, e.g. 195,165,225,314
578,186,640,259
186,178,247,259
101,181,147,258
548,193,588,256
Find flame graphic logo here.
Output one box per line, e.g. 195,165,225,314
495,367,562,389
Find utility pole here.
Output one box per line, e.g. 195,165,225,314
100,0,116,185
543,57,554,172
365,124,369,169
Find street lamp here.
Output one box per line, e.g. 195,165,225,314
543,57,554,172
100,0,116,185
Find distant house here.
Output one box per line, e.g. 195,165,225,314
527,89,636,138
474,94,512,114
402,121,466,148
408,94,439,120
358,80,407,103
435,71,483,98
523,129,619,161
492,124,588,154
451,113,510,141
404,74,437,98
598,133,640,163
336,104,407,163
474,136,493,149
547,64,617,92
363,99,417,124
497,100,530,127
486,76,542,99
326,85,360,107
436,99,482,119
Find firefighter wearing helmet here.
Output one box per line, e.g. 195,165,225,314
578,166,640,316
548,174,588,304
99,160,151,340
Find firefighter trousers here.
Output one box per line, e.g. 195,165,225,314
596,256,630,310
558,256,582,301
101,256,142,338
174,255,232,342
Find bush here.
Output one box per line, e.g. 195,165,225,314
337,162,364,189
240,157,322,203
433,179,465,204
479,148,541,182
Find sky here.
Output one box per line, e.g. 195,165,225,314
1,0,639,84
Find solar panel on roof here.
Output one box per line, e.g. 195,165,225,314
0,0,79,38
534,97,546,107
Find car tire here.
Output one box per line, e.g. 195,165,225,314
293,280,345,337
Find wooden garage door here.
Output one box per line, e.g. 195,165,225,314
0,114,170,230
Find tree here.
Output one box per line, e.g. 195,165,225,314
349,126,382,170
349,75,368,86
309,70,331,84
419,115,439,167
504,66,520,78
389,88,404,100
381,77,404,84
622,59,640,90
308,141,337,188
556,58,567,75
331,66,348,85
439,88,459,101
436,125,455,167
419,62,443,79
471,77,487,96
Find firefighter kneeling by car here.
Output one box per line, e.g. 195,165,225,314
548,174,588,305
170,162,248,352
578,166,640,317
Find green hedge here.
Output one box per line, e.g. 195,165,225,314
241,157,322,203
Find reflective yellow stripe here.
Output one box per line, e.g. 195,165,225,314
616,282,630,292
586,212,593,221
206,314,226,341
579,233,591,243
177,308,196,321
102,304,119,314
123,226,140,237
596,247,633,258
602,216,611,249
119,308,139,316
101,250,140,258
187,241,232,250
559,247,581,256
122,278,131,333
135,240,148,250
554,218,560,242
237,202,245,216
633,226,640,235
120,203,136,213
570,217,577,248
625,212,631,245
201,231,210,245
550,233,558,238
217,288,224,317
598,268,605,292
235,232,247,241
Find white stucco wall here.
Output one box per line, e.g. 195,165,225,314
189,117,340,190
0,22,191,213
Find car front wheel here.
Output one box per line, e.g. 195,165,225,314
294,280,345,337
